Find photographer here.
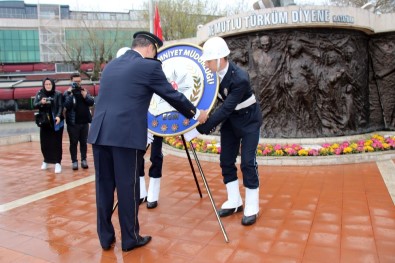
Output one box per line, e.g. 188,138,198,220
63,73,95,170
33,78,64,174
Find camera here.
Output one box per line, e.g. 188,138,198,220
71,82,82,94
45,97,54,104
71,82,81,90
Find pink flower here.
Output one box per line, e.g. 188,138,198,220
308,149,319,156
274,144,282,151
357,146,365,152
386,138,395,147
341,141,350,147
334,148,343,155
292,144,302,150
372,140,383,149
285,148,297,156
263,149,272,155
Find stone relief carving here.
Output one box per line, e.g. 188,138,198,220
370,35,395,129
226,29,380,138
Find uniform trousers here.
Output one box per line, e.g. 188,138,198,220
146,135,163,178
93,144,144,249
219,120,260,189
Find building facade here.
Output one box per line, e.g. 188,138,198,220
0,0,148,111
0,0,148,64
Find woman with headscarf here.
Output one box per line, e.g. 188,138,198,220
33,78,64,173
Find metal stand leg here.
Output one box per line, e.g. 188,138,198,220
181,135,202,198
184,136,229,243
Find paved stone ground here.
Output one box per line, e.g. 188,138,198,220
1,117,394,204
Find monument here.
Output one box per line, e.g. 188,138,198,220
196,5,395,138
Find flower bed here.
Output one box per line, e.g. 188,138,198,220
163,134,395,157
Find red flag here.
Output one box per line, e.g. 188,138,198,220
153,5,163,41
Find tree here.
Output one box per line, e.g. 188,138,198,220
60,0,253,78
61,12,144,80
329,0,395,13
142,0,252,41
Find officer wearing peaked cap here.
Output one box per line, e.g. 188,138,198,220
88,31,208,251
115,46,164,211
133,31,163,50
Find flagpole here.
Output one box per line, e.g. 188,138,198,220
149,0,154,33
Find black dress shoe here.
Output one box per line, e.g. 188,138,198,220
102,237,116,251
218,205,243,217
81,160,89,169
147,201,157,209
139,197,147,205
241,214,257,226
122,235,152,252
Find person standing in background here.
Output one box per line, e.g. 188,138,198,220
63,73,95,171
33,78,64,174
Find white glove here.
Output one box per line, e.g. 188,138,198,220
183,128,201,141
147,132,154,146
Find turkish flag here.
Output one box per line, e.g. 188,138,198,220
153,5,163,41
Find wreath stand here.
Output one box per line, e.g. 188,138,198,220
180,135,229,243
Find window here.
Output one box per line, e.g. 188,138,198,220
0,30,39,62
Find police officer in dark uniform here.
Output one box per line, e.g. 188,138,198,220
197,36,262,226
116,47,164,210
88,32,208,251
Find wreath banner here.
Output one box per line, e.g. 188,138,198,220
148,43,219,136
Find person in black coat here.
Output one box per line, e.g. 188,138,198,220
33,78,64,174
88,32,208,251
197,36,262,226
63,73,95,171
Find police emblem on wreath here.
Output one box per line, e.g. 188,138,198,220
148,43,219,136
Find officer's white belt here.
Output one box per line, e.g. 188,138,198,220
235,94,256,110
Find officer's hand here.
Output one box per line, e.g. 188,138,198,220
197,109,208,124
55,116,60,125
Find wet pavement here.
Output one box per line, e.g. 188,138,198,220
0,122,394,262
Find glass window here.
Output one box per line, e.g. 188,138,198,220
19,30,27,40
26,30,34,39
4,39,13,50
0,30,39,62
3,30,12,39
20,51,28,61
11,30,19,39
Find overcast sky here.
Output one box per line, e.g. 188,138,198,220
24,0,329,12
